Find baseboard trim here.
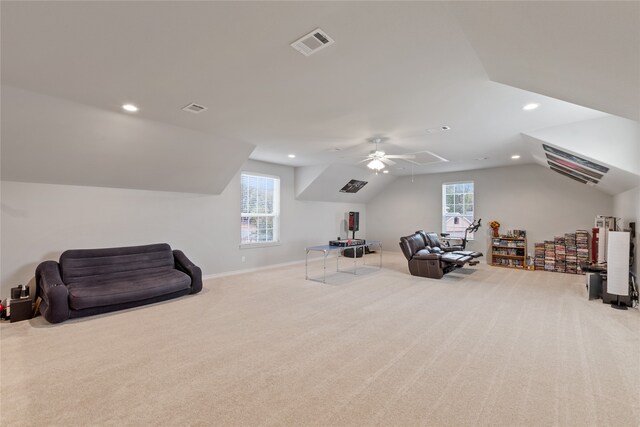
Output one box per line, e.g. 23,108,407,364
202,259,306,281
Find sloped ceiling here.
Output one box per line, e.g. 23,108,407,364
1,86,255,194
521,116,640,195
524,116,640,176
524,135,640,196
449,1,640,121
295,164,396,203
0,2,637,198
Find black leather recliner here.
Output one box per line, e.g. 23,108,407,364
399,232,479,279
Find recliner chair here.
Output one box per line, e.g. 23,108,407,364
399,232,478,279
416,230,483,261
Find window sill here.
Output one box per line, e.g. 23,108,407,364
239,242,281,249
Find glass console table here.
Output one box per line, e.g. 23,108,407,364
305,240,382,283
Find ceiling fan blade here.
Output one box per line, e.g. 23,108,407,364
357,157,373,164
385,154,416,159
380,158,396,166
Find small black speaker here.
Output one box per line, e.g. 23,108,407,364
348,212,359,232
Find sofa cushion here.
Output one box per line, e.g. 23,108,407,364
67,269,191,310
60,243,174,284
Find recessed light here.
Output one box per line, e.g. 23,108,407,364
523,103,539,111
122,104,138,112
288,154,296,158
382,170,389,174
426,126,451,134
511,155,521,159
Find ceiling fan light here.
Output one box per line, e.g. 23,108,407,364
367,159,385,170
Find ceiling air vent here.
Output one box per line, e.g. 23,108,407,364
404,151,449,166
291,28,334,56
181,103,207,114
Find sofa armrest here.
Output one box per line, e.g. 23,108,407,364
413,252,441,261
35,261,70,323
173,250,202,294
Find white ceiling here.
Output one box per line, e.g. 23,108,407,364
1,1,638,193
449,1,640,122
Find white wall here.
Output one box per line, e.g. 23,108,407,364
613,186,640,274
0,160,365,298
366,164,613,260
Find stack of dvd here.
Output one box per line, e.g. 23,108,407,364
565,233,577,274
576,230,589,273
544,240,555,271
534,242,545,270
554,236,566,273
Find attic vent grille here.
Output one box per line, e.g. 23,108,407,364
542,144,608,186
340,179,368,194
291,28,335,56
182,103,207,114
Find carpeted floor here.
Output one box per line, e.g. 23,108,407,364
1,252,639,426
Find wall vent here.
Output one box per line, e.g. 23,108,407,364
182,103,207,114
291,28,334,56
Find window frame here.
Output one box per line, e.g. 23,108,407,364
441,181,475,241
240,172,281,248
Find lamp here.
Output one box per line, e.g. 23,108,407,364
367,159,385,171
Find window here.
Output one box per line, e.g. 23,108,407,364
442,181,474,239
241,173,280,245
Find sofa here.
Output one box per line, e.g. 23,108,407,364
35,243,202,323
399,231,483,279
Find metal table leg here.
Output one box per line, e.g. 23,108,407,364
323,250,327,283
354,247,357,274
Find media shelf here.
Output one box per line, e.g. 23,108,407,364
491,237,526,269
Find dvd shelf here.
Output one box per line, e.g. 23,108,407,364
534,242,545,270
565,233,577,274
576,230,589,273
544,240,555,271
491,237,527,269
535,229,590,274
555,236,566,273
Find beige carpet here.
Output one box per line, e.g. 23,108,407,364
1,252,639,426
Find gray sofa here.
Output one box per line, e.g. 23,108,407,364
35,243,202,323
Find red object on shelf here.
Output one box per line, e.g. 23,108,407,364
591,227,599,264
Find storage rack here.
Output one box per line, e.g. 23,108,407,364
491,237,527,269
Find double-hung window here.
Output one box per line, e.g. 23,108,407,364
241,173,280,245
442,181,474,239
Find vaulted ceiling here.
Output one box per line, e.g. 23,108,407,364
1,1,638,197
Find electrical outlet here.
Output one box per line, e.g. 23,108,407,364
241,256,246,263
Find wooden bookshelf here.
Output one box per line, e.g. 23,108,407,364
491,236,527,269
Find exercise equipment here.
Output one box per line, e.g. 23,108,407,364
440,218,482,251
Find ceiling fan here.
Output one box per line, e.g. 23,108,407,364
359,138,415,171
